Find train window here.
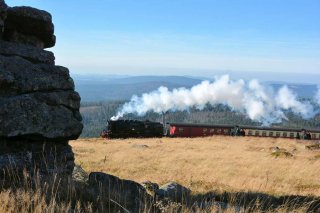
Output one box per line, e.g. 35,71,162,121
269,132,273,136
179,128,184,132
276,132,280,137
210,129,215,133
283,132,287,137
262,131,266,136
248,130,253,136
312,134,316,139
290,133,294,138
217,129,222,133
255,131,259,136
224,129,229,133
203,128,208,133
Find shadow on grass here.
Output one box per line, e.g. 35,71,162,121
190,190,320,212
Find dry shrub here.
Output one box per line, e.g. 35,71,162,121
270,151,293,158
306,144,320,151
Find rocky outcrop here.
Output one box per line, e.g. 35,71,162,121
0,0,7,39
0,0,82,180
142,181,191,203
156,182,191,203
4,6,55,48
88,172,153,212
0,41,55,64
0,140,75,182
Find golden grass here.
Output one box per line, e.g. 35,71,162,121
0,173,93,213
1,136,319,212
71,136,320,196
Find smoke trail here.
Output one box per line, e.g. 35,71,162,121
111,75,316,124
276,86,314,118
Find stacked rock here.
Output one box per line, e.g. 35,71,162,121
0,0,82,180
0,0,6,38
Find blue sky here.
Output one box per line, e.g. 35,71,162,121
6,0,320,78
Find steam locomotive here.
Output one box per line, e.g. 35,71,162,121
101,120,163,139
101,120,320,140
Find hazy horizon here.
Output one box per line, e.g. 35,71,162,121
73,71,320,85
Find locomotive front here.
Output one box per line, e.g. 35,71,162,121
101,119,164,139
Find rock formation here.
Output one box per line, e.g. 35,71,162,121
0,0,6,39
0,0,82,180
88,172,153,212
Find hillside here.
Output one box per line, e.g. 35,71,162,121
74,75,319,102
74,75,203,102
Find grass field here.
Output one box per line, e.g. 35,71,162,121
70,136,320,197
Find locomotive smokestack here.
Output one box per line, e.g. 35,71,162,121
162,112,166,135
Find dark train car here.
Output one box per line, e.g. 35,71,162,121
102,120,163,139
169,123,235,137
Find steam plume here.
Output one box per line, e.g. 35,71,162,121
111,75,317,124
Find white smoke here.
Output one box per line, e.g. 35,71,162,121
276,86,315,118
111,75,317,124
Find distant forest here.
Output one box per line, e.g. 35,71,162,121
80,100,320,138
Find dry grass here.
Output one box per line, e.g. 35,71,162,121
0,189,82,213
71,136,320,196
0,172,93,213
1,136,320,212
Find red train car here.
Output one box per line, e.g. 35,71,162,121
169,123,320,140
169,123,234,137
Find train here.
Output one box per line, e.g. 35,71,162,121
101,119,320,140
101,119,163,139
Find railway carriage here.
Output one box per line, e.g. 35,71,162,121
168,123,320,140
169,123,234,137
243,126,320,140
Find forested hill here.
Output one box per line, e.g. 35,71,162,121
76,75,320,137
74,75,203,102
